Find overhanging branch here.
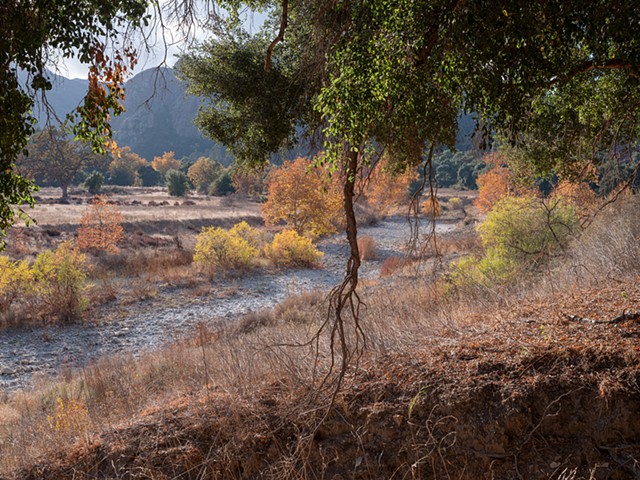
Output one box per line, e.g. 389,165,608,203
265,0,288,71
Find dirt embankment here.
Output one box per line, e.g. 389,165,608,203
15,281,640,480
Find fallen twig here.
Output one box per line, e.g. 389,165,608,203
562,311,640,325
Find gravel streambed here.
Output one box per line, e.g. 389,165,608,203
0,217,455,391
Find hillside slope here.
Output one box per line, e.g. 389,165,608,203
13,280,640,480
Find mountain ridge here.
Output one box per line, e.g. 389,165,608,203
31,67,216,161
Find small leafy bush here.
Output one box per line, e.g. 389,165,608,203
32,242,88,321
478,195,579,265
265,230,323,267
166,169,190,197
449,247,520,288
448,197,464,211
358,235,377,261
194,226,259,274
83,171,104,194
380,256,407,276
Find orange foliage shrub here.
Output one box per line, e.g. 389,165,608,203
474,165,513,213
380,256,407,276
422,196,441,218
262,158,342,238
77,195,124,253
151,151,181,176
365,159,417,214
552,180,597,219
475,151,539,213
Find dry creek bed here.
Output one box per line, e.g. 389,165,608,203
0,217,455,391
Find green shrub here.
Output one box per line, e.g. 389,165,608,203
449,247,520,288
265,230,323,267
32,242,88,321
209,171,236,196
138,165,163,186
193,226,259,274
450,195,580,288
166,169,190,197
478,195,580,265
83,171,104,194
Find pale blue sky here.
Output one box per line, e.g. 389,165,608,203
55,5,267,79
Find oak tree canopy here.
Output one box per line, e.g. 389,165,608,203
2,0,639,254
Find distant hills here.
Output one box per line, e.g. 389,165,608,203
30,67,477,162
32,67,217,161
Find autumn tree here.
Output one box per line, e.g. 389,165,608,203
0,0,151,247
19,127,87,199
77,195,124,253
187,156,223,193
474,166,513,213
232,165,270,200
108,146,148,186
365,156,418,214
152,151,182,177
262,158,342,238
551,180,597,221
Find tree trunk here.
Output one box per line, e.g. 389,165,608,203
343,149,360,283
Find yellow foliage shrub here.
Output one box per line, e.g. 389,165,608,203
448,197,464,211
450,194,580,289
0,256,32,315
229,221,263,251
32,241,88,321
47,397,90,434
193,226,259,274
265,230,323,267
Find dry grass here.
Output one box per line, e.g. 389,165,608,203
357,235,377,260
89,247,193,280
418,228,482,259
21,188,262,229
380,256,409,276
559,193,640,285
